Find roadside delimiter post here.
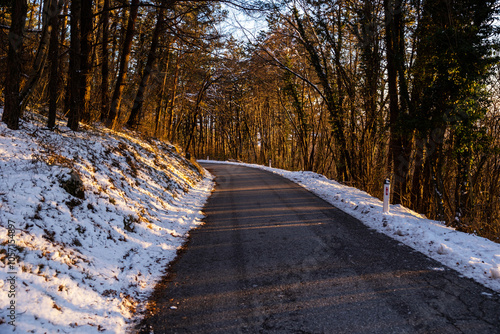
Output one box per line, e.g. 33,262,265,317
383,179,390,213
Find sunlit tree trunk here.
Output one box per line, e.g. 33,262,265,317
106,0,140,130
127,5,165,128
100,0,110,122
19,0,56,111
79,0,93,123
385,0,408,204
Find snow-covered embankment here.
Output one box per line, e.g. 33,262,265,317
0,110,214,333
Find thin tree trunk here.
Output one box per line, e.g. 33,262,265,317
79,0,93,124
48,0,63,129
67,0,81,130
154,70,168,138
2,0,28,130
19,0,55,111
167,54,180,141
106,0,140,130
100,0,110,121
126,5,165,128
61,0,71,117
155,43,172,138
410,137,425,210
185,75,215,155
292,8,351,181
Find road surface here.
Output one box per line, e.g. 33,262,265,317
136,163,500,333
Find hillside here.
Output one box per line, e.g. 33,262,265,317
0,109,214,333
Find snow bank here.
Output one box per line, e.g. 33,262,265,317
202,160,500,293
0,110,214,333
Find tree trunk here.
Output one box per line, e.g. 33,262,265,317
154,67,169,138
106,0,140,130
126,5,165,128
185,76,215,155
48,0,63,129
79,0,93,124
292,8,351,181
100,0,110,121
2,0,28,130
154,84,165,138
61,0,71,117
167,54,180,141
67,0,81,130
385,0,408,204
19,0,56,111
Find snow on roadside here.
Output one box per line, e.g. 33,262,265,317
201,160,500,293
0,109,214,333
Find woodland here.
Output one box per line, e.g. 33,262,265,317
1,0,500,242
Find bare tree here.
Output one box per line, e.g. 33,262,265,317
105,0,140,130
99,0,111,122
2,0,28,130
126,2,166,128
48,0,64,129
67,0,81,130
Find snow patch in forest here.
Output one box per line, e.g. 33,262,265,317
0,109,214,333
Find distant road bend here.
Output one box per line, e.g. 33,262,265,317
137,163,500,334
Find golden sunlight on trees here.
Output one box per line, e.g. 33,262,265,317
0,0,499,242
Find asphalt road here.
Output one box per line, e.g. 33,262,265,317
136,163,500,334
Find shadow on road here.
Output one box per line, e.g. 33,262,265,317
135,163,500,334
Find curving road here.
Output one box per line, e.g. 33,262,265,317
136,163,500,334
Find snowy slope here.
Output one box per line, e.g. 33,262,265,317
201,160,500,294
0,109,214,333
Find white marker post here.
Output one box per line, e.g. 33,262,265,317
383,179,390,213
269,159,272,168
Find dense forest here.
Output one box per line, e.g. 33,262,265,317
1,0,499,242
